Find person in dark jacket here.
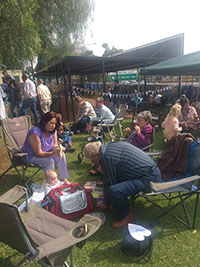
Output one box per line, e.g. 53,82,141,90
4,75,22,117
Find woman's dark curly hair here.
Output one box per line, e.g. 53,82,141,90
38,112,61,132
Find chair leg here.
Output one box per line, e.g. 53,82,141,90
0,164,14,178
63,250,74,267
192,190,200,229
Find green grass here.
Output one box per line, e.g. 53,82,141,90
0,120,200,266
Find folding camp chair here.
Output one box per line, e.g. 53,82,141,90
134,141,200,229
0,116,42,190
0,185,101,267
96,104,128,141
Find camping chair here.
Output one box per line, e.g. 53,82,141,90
0,116,42,190
134,141,200,229
96,104,128,141
0,185,101,267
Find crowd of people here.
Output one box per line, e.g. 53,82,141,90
1,73,200,229
0,72,52,124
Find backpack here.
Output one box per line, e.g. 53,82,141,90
41,183,95,220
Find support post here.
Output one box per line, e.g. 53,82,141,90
102,59,106,92
63,62,69,121
178,75,182,97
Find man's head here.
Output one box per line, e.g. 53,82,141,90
83,141,101,164
22,73,29,82
37,78,43,86
96,97,104,108
4,74,13,84
114,79,119,85
45,170,58,185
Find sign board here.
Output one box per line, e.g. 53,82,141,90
110,73,137,82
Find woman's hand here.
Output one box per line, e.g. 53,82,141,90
124,127,131,135
52,146,60,157
135,125,141,134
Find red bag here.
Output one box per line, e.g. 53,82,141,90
41,183,95,220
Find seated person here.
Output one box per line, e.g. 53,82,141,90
162,103,182,141
83,141,161,228
157,132,195,181
57,125,75,153
21,111,70,184
124,111,153,150
42,169,64,195
178,96,199,131
91,97,115,125
74,96,96,132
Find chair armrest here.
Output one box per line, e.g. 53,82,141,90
146,151,162,157
31,213,102,262
150,175,200,192
6,145,28,157
0,185,27,204
142,143,154,151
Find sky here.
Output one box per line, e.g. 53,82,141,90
84,0,200,56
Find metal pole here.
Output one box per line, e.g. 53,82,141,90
68,67,75,121
63,62,69,121
102,59,106,92
56,65,59,85
179,75,182,97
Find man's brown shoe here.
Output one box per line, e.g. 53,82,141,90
111,210,134,228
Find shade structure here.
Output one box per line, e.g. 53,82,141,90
37,33,184,76
140,51,200,76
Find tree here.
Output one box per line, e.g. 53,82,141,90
102,43,123,57
0,0,94,69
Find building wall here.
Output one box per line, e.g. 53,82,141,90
0,70,23,84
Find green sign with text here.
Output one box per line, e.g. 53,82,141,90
110,73,137,82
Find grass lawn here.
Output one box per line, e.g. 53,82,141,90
0,119,200,267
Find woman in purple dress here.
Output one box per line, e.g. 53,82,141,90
124,111,153,149
21,111,70,184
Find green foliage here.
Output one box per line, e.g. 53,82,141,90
0,0,41,68
0,0,94,69
102,43,123,57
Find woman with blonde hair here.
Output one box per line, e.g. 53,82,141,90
162,103,182,141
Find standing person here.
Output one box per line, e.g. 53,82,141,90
4,75,22,117
21,74,39,125
83,141,161,228
75,96,96,132
0,85,6,122
162,103,182,141
36,79,52,115
21,111,70,184
91,97,115,125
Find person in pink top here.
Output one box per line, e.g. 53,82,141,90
162,103,182,141
178,96,199,131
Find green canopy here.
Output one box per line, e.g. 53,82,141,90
140,51,200,76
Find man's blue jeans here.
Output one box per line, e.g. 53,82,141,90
10,101,22,117
21,97,39,124
104,167,161,220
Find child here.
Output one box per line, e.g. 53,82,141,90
162,103,182,141
42,170,64,195
57,125,75,153
56,113,75,153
